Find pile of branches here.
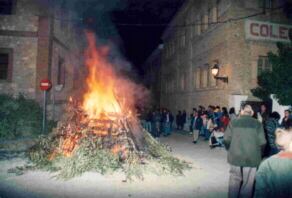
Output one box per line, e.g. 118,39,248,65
26,103,191,181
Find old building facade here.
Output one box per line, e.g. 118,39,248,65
142,44,163,107
0,0,86,120
160,0,292,113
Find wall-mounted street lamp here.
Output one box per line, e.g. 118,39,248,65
211,64,228,83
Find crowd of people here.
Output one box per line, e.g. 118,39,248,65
139,103,292,197
140,108,175,137
224,104,292,198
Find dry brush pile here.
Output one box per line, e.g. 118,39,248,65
26,102,191,181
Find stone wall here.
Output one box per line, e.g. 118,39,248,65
0,0,39,99
160,0,290,114
0,36,38,98
0,0,39,32
0,0,86,121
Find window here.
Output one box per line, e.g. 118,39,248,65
0,0,15,15
181,73,186,91
193,70,196,89
208,9,212,25
196,21,201,35
0,48,12,81
57,57,65,85
195,68,201,89
216,0,221,20
181,34,186,47
170,80,174,93
258,0,274,9
201,14,208,32
257,56,272,75
201,68,208,88
208,6,218,25
200,15,204,32
212,5,218,23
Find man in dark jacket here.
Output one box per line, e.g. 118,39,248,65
224,105,266,198
265,111,281,156
176,111,181,130
254,128,292,198
281,109,292,129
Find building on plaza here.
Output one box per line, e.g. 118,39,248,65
158,0,292,114
142,44,163,107
0,0,86,120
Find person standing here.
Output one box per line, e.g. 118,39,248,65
150,110,157,137
229,107,237,121
189,108,197,133
192,111,203,143
224,105,266,198
200,112,208,137
151,110,161,138
257,103,269,124
214,106,222,127
265,112,281,156
281,109,292,129
254,128,292,198
169,111,174,132
220,107,230,130
206,114,216,140
162,109,172,136
145,110,152,133
176,111,182,130
182,110,187,130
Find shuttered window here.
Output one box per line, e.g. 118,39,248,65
0,49,12,81
57,57,65,85
257,56,272,75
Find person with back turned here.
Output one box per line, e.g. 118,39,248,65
224,104,266,198
254,128,292,198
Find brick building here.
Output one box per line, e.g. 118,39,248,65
159,0,292,114
0,0,86,120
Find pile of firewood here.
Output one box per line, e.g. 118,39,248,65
27,101,191,180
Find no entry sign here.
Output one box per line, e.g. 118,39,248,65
40,79,52,91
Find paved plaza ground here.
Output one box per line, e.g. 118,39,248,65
0,132,229,198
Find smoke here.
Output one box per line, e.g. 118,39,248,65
84,31,151,112
115,77,151,111
37,0,150,108
69,0,125,40
69,1,151,109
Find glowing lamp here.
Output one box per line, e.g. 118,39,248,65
211,63,228,83
211,64,219,77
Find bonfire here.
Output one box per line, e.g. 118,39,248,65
27,32,190,181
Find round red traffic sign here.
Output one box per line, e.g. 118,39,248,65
40,79,52,91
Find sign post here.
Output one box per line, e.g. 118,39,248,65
40,79,52,134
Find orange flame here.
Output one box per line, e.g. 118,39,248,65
58,32,140,158
82,32,122,119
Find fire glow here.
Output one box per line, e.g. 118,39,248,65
82,32,122,119
56,31,137,157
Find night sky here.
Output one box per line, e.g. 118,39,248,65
112,0,185,68
75,0,185,72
